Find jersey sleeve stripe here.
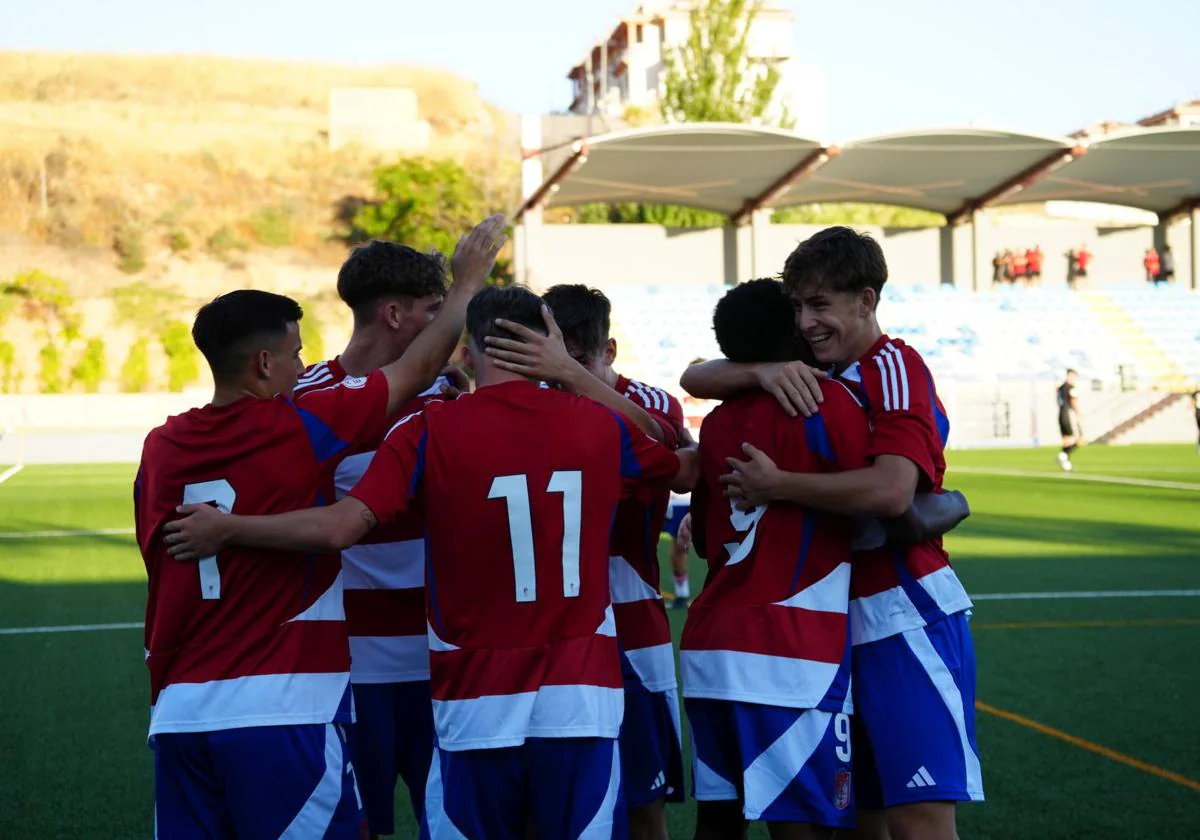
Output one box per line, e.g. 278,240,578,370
873,355,893,411
884,343,911,410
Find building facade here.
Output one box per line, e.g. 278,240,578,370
566,1,825,136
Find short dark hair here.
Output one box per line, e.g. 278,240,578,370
192,290,303,380
542,284,611,361
337,240,448,325
713,279,815,365
465,285,546,346
1066,368,1078,376
781,226,888,301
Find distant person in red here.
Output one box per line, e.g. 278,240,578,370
1075,245,1092,285
1159,246,1175,285
1026,246,1043,285
1144,248,1160,284
1011,249,1028,285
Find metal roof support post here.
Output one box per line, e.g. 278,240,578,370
1191,206,1199,291
730,146,840,227
945,145,1088,226
970,210,981,292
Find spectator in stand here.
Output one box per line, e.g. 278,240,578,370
992,251,1005,285
1144,247,1160,284
1075,244,1093,286
1026,245,1043,285
1159,246,1175,285
1065,248,1079,289
1011,248,1028,285
1001,249,1015,284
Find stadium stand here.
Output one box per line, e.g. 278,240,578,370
604,285,1199,396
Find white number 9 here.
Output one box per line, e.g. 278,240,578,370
834,712,852,763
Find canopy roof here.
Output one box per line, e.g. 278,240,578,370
519,123,1200,224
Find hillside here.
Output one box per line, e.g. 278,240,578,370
0,52,519,395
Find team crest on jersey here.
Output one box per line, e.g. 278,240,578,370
834,769,852,810
341,375,368,389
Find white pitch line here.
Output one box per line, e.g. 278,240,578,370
0,464,23,485
950,465,1200,492
0,527,135,540
0,621,143,636
974,589,1200,601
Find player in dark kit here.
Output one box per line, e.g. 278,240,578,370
1057,369,1082,471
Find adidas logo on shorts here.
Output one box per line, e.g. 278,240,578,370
906,766,937,789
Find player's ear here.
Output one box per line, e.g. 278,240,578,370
461,343,475,374
382,299,404,330
605,337,617,366
254,348,272,381
860,287,878,316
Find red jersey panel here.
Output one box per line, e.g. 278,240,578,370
840,334,973,645
681,380,867,713
350,379,680,750
135,373,390,736
609,374,687,693
295,356,448,684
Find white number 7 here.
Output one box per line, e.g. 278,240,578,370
489,471,582,603
182,480,236,600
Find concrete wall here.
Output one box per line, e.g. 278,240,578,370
518,215,1196,290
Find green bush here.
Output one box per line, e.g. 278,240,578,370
159,321,199,392
245,206,294,248
299,303,326,366
115,223,147,273
71,338,107,393
3,269,80,340
0,340,17,393
39,343,63,393
111,282,183,334
120,338,151,392
208,225,248,260
167,229,192,253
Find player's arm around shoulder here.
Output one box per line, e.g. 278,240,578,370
681,358,825,417
163,496,377,560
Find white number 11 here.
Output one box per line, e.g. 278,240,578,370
181,479,236,600
488,471,582,603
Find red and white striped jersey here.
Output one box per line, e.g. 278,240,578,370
350,380,680,751
683,381,867,713
295,357,446,684
838,334,973,645
135,373,391,737
609,375,686,693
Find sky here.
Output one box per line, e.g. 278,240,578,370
3,0,1198,140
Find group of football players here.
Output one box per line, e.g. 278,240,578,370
137,214,983,840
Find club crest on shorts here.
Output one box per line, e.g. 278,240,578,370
834,769,852,810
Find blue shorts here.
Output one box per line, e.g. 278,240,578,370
687,699,854,828
348,681,435,834
852,610,985,809
663,502,689,538
421,737,626,840
154,723,364,840
620,684,685,809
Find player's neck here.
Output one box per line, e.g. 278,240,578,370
210,381,272,406
599,366,620,390
834,321,884,374
475,361,536,390
339,328,404,377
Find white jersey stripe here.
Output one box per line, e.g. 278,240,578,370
873,355,893,410
881,350,901,411
885,342,911,409
431,684,624,751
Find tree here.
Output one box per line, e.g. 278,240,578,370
351,158,488,260
660,0,789,127
772,204,945,228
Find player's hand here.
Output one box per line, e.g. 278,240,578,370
721,442,782,509
450,214,507,292
753,362,826,418
483,304,582,386
163,503,231,561
676,512,693,552
437,364,470,399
